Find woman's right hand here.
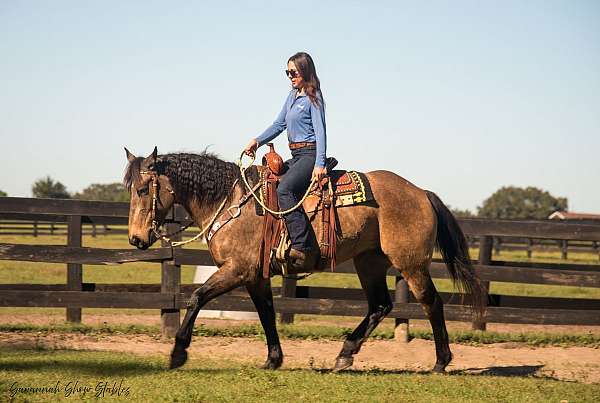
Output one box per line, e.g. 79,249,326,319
244,138,258,157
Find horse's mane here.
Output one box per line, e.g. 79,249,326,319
124,151,254,205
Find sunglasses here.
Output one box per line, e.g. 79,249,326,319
285,69,300,78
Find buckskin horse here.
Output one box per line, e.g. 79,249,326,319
124,147,484,373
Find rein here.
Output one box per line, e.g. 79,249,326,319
237,151,317,216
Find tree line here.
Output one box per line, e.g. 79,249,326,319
1,177,569,220
18,176,129,202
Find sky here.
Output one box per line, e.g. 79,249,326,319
1,1,599,213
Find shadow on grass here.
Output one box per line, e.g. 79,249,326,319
449,365,545,377
185,364,547,379
317,365,546,379
0,349,163,376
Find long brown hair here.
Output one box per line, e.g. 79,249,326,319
288,52,323,106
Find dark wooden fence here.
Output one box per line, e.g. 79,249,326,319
1,197,600,339
6,219,598,261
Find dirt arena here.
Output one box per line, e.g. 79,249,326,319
1,313,599,384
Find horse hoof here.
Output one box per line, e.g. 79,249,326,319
432,352,452,373
431,362,448,373
261,357,283,370
333,356,353,372
169,348,188,370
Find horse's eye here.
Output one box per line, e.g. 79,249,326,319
137,187,149,197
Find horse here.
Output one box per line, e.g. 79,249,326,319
123,146,484,373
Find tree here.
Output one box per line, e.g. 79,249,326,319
73,183,130,202
31,176,71,199
450,207,475,218
477,186,567,220
0,190,6,197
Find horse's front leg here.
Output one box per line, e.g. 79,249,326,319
169,260,245,369
246,277,283,370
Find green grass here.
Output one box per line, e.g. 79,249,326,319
0,349,598,402
2,322,599,348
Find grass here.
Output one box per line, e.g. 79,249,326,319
0,349,598,402
2,322,599,348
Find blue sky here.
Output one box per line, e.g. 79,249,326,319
1,1,599,212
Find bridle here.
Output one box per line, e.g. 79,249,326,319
139,169,178,242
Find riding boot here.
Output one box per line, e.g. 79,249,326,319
287,247,320,272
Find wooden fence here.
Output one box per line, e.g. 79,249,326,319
5,219,598,260
1,197,600,340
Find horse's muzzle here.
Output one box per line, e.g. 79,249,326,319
130,235,149,250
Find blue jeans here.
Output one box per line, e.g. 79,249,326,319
277,147,316,251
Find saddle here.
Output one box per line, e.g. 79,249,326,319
258,143,374,279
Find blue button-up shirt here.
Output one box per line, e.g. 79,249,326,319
256,89,327,168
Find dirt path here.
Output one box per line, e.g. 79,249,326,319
1,331,598,384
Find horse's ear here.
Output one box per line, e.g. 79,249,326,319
125,147,136,163
147,146,158,162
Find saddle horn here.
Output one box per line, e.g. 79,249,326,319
262,143,284,176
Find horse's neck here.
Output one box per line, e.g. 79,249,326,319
184,186,263,268
182,185,243,232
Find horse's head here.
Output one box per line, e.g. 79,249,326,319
124,146,176,249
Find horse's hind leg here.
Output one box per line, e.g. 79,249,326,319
403,268,452,372
246,277,283,370
333,250,393,372
170,261,245,369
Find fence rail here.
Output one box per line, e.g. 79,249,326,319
1,197,600,338
4,219,598,259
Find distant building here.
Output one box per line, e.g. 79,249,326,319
548,211,600,224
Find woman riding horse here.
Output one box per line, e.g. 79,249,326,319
124,145,485,373
244,51,326,272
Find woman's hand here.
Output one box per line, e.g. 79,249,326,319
311,166,327,183
244,139,258,157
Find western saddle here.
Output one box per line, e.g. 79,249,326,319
258,143,344,279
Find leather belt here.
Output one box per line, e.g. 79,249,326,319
289,141,316,150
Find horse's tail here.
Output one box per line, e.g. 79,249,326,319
425,190,486,317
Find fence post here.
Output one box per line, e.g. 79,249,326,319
92,223,97,238
161,221,181,338
280,275,297,324
472,235,492,331
527,238,533,258
394,274,409,342
561,240,568,260
66,215,83,323
50,222,55,235
33,221,38,237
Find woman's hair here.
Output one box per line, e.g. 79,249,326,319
288,52,323,106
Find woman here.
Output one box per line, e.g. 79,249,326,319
244,51,327,271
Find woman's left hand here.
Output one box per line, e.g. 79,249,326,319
311,166,328,183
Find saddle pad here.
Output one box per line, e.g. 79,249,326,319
304,170,374,213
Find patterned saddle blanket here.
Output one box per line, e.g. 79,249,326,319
303,170,374,213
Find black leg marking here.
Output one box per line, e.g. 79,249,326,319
169,263,244,370
334,251,392,372
247,277,283,370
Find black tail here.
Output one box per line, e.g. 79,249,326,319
425,190,486,317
